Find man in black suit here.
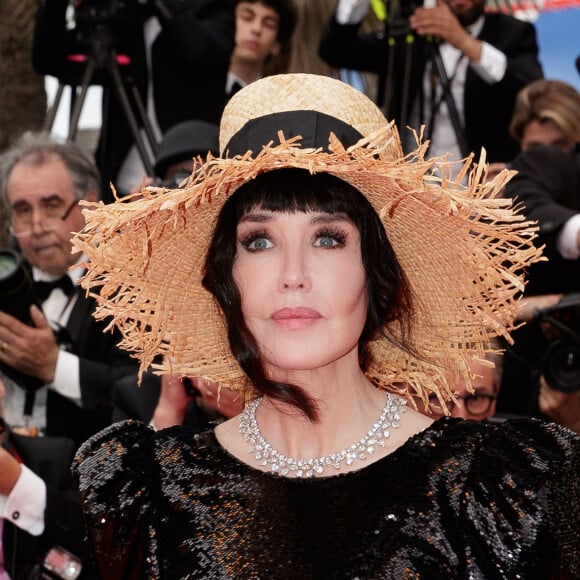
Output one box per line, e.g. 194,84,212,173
319,0,543,164
0,131,137,447
506,143,580,297
32,0,236,199
500,143,580,433
0,414,92,579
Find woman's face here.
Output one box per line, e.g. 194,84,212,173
233,209,368,376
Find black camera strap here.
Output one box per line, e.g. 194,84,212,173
426,51,466,145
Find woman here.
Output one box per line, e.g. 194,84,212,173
72,74,578,578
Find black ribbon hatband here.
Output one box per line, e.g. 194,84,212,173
224,110,364,157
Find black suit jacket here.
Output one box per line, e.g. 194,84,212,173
499,144,580,416
44,288,138,447
2,428,95,579
33,0,235,200
505,143,580,296
319,12,543,162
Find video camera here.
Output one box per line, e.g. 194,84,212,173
73,0,168,29
536,293,580,393
73,0,133,24
71,0,134,55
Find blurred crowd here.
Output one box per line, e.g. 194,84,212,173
0,0,579,577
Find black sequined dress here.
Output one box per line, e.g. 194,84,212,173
73,417,580,579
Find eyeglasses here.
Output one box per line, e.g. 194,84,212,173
428,392,497,417
9,198,78,239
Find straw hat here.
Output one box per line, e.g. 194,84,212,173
72,73,541,406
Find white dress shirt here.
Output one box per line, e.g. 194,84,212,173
556,213,580,260
0,466,46,538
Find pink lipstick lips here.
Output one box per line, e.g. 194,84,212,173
271,307,321,329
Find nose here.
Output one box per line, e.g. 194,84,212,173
250,17,262,35
29,206,50,234
278,245,310,292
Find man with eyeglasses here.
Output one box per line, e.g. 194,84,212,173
0,131,137,446
423,349,502,421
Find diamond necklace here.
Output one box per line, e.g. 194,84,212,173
239,392,406,478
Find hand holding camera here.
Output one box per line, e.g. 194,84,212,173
0,307,60,385
410,0,475,52
0,249,60,389
531,293,580,434
538,375,580,434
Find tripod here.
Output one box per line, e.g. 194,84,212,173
43,20,158,177
377,6,470,158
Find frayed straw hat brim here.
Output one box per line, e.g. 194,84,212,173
72,74,542,405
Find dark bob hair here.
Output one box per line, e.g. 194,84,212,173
203,168,414,420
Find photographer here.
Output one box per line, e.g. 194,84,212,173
32,0,235,199
1,381,92,579
318,0,543,164
501,143,580,433
0,132,138,446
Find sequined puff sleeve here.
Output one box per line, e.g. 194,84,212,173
459,419,580,578
72,420,161,579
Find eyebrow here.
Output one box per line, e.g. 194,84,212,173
11,194,66,209
238,6,280,23
239,211,352,226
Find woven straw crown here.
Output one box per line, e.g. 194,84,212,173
72,73,542,406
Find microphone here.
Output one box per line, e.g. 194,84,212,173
576,54,580,76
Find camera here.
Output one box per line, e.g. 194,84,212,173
72,0,133,57
537,293,580,393
0,248,44,393
73,0,131,24
0,248,40,325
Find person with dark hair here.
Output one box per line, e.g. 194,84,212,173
153,120,220,185
319,0,543,166
226,0,297,97
0,132,138,446
125,119,220,194
71,74,577,578
122,1,295,197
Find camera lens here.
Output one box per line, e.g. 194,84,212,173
0,249,20,277
542,339,580,393
0,248,37,325
0,248,45,393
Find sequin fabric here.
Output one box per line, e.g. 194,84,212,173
72,418,580,579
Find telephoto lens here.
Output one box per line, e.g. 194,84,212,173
538,293,580,393
0,248,44,393
0,248,38,324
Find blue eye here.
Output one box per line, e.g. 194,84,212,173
248,238,272,250
313,228,346,248
240,232,273,252
314,236,340,248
